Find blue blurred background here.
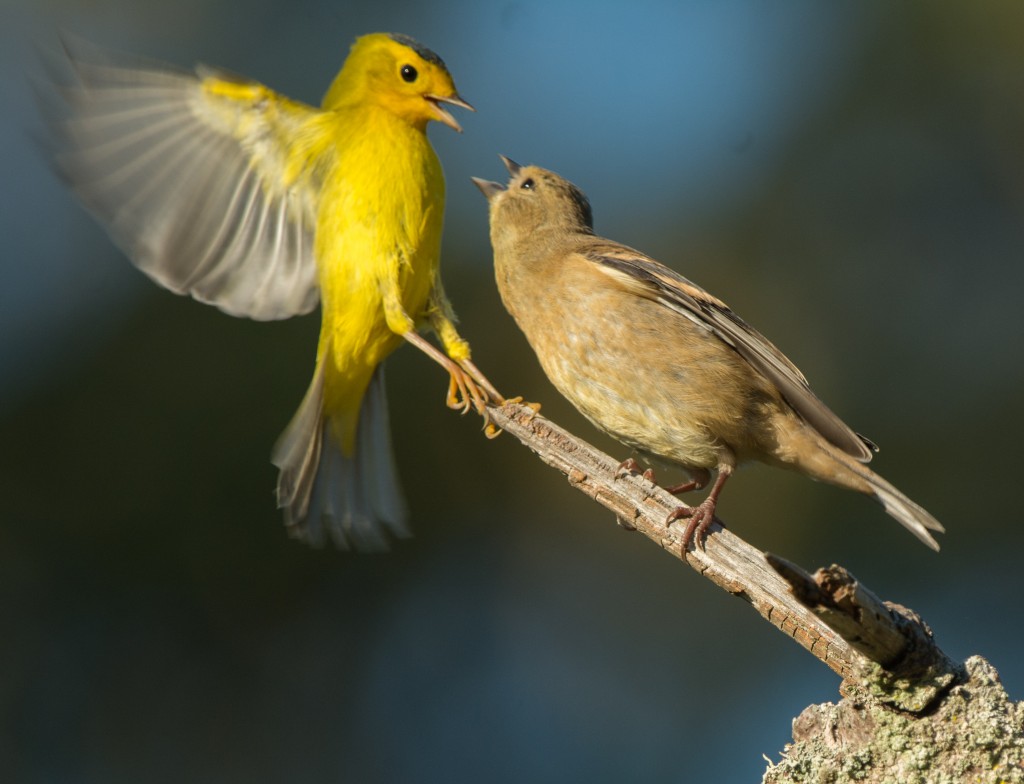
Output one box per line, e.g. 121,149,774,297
3,1,1024,782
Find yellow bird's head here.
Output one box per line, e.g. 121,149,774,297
322,32,473,132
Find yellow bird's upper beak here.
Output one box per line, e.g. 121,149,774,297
425,93,474,132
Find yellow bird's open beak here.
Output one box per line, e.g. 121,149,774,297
425,93,474,133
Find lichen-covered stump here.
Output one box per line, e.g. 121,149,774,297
763,656,1024,784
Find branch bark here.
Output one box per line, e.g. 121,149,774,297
483,400,1024,783
485,400,943,689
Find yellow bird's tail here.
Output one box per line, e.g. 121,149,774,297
272,362,408,550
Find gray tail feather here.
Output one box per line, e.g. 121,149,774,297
271,363,409,550
868,473,944,552
819,440,945,551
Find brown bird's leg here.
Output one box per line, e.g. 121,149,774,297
619,461,710,494
663,468,711,496
667,465,731,551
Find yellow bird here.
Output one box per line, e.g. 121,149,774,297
49,33,498,549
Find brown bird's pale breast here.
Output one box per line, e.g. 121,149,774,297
496,240,786,471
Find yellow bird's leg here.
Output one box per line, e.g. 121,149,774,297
425,283,504,413
402,331,479,414
378,276,482,415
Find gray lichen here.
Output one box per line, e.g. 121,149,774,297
764,656,1024,784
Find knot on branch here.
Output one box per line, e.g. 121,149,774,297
767,557,962,713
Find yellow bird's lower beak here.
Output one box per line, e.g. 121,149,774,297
425,93,474,132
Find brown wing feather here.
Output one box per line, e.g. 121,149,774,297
584,243,875,462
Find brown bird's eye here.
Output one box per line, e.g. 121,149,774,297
521,178,535,190
400,64,418,82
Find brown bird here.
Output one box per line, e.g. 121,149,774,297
473,158,944,550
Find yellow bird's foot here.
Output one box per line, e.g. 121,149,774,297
457,357,504,405
444,371,485,414
404,331,490,415
501,395,541,416
479,395,542,439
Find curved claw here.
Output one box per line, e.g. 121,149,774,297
448,364,493,416
666,500,721,552
500,395,541,419
617,457,643,477
404,331,487,416
446,374,472,414
665,465,731,552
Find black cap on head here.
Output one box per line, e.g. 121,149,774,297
387,33,446,70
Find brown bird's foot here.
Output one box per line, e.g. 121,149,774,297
665,466,731,552
617,457,642,476
666,500,723,552
616,457,655,482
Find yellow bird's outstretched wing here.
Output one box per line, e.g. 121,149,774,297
49,38,321,320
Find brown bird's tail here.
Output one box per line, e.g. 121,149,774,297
272,362,409,550
774,420,944,551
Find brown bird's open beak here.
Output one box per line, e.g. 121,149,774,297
471,177,505,201
499,155,522,176
425,93,474,133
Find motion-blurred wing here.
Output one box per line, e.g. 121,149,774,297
49,39,321,320
586,244,876,462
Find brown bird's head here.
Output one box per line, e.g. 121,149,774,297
472,157,594,249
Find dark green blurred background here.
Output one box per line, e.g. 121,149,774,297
3,1,1023,782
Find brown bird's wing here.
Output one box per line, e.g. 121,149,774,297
585,244,875,462
46,38,321,320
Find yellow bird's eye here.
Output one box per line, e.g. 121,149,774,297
520,178,535,190
400,64,418,82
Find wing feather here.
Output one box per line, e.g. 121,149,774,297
585,244,875,462
49,39,321,320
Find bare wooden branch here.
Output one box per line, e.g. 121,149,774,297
484,400,956,700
